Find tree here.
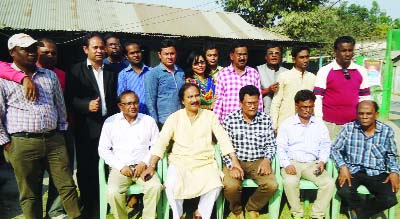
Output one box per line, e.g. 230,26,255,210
270,0,399,54
218,0,328,28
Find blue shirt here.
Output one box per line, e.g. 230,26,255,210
331,120,400,176
144,63,185,124
276,115,331,168
117,64,151,114
103,57,130,73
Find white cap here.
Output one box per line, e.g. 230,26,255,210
8,33,37,50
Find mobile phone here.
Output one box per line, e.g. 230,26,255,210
144,174,152,181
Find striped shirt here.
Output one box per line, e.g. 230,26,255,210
222,109,276,168
331,120,400,176
117,64,151,114
314,60,370,125
213,64,263,123
0,64,67,145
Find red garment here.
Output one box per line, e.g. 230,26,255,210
0,61,65,92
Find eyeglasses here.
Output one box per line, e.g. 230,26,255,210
267,51,281,56
120,102,138,107
244,102,258,107
342,68,350,80
193,61,206,66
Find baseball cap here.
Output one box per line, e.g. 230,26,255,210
8,33,37,50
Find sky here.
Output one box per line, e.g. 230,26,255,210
127,0,399,19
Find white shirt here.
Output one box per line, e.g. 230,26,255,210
86,59,107,116
98,112,159,171
276,114,331,168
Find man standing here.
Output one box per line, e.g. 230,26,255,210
98,90,162,219
203,42,223,82
66,32,118,218
222,85,278,219
276,90,334,219
331,100,399,219
256,44,288,113
270,46,315,130
36,38,75,219
0,33,80,219
314,36,370,140
117,41,151,114
144,39,185,128
103,33,129,73
213,43,263,123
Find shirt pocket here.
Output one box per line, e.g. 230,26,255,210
369,143,385,167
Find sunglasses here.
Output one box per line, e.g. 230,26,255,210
342,68,350,80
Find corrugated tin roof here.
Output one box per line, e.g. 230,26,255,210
0,0,291,41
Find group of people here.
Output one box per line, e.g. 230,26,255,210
0,32,398,219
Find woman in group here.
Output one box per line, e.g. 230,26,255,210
185,51,217,110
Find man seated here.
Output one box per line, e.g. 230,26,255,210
276,90,334,219
142,83,242,219
222,85,278,219
98,90,163,219
331,100,399,219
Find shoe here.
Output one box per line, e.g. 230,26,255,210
227,211,244,219
348,210,358,219
193,209,202,219
292,216,303,219
245,210,260,219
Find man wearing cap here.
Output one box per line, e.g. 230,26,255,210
0,33,81,219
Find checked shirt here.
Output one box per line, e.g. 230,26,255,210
331,120,400,176
222,109,276,168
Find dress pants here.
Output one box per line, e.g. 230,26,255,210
281,161,334,218
75,137,100,217
336,171,398,219
7,133,80,219
107,167,163,219
222,159,278,214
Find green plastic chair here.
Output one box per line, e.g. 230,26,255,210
214,147,282,219
98,158,166,219
273,157,333,219
331,165,396,219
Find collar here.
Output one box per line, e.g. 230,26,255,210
86,59,104,70
236,109,261,124
354,120,383,133
228,64,249,75
126,63,149,74
292,114,315,126
11,63,42,74
159,63,178,73
117,112,143,125
332,60,357,70
290,66,307,75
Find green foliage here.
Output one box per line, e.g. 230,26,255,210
268,0,399,54
218,0,328,28
220,0,398,55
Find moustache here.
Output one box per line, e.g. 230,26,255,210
190,101,200,105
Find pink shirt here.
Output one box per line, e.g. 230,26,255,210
213,64,263,123
0,61,65,92
314,60,370,125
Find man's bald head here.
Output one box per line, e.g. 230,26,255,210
357,100,379,113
